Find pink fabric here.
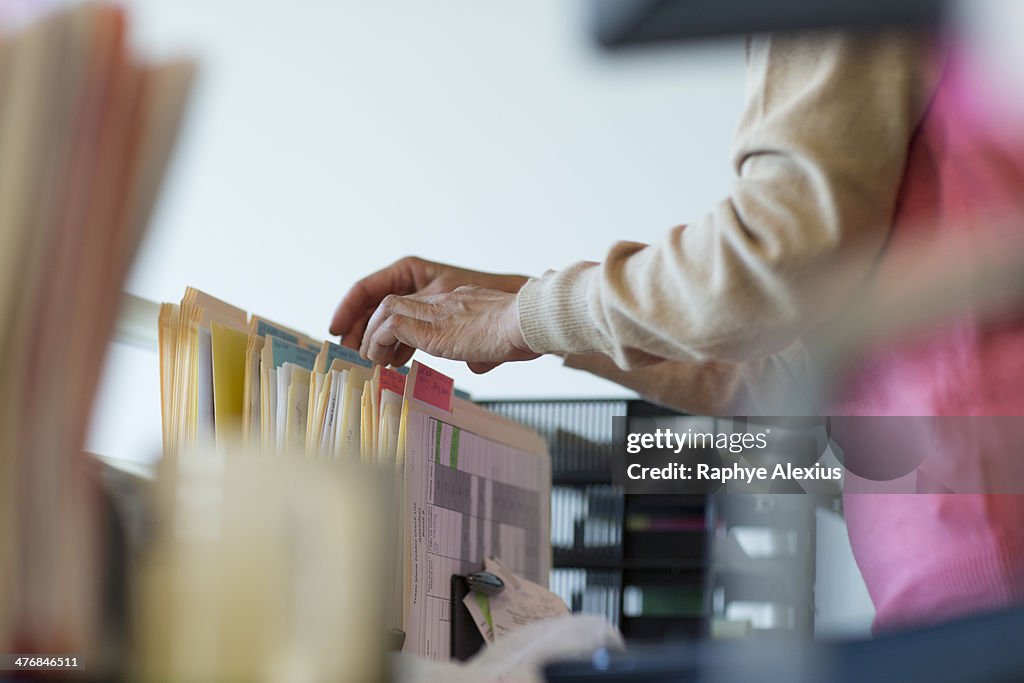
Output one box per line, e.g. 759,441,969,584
838,49,1024,633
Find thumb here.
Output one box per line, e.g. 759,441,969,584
467,361,501,374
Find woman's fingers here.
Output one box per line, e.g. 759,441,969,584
339,312,371,350
331,277,384,338
329,257,425,337
366,315,434,366
467,362,501,374
358,286,538,367
360,294,429,360
392,343,417,368
331,258,531,357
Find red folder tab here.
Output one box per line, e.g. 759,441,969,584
379,366,406,405
412,362,454,412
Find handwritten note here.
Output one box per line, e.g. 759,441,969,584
378,367,406,406
411,362,453,412
323,340,373,369
269,336,317,371
462,556,570,644
255,319,299,344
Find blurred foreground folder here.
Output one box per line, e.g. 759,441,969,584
134,446,393,683
0,2,195,663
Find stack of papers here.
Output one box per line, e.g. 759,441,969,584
0,4,195,656
159,287,410,464
159,288,554,658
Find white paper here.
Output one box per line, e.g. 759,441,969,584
462,556,569,644
320,369,347,454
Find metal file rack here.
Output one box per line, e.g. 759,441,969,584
479,399,714,641
480,400,822,641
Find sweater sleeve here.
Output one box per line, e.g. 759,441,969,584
561,343,817,416
517,31,935,369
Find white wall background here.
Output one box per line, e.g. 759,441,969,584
116,0,746,400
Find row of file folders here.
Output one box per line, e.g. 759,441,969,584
158,286,465,458
157,287,553,660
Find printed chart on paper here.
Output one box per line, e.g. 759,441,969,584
404,411,550,659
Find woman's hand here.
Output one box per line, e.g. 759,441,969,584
358,285,539,372
330,256,528,350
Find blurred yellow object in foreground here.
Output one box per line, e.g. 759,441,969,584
134,445,393,683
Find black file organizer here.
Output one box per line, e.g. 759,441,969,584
451,575,486,660
478,399,714,643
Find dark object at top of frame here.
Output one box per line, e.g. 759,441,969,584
590,0,947,47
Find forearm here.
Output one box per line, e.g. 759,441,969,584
518,31,935,370
563,343,815,416
563,353,749,415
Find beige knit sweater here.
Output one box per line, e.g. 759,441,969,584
515,30,936,414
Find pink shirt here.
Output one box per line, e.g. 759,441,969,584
839,50,1024,633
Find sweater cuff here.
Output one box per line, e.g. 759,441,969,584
516,262,608,356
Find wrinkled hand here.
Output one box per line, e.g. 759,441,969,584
359,285,539,373
330,256,528,352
